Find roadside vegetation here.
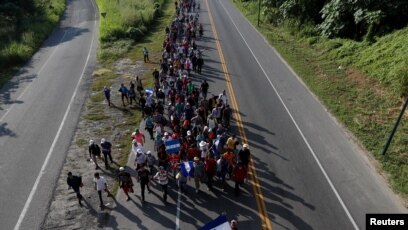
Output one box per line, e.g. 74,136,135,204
95,0,165,62
79,0,173,194
0,0,65,86
235,0,408,198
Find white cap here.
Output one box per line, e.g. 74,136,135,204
89,139,94,144
119,167,125,171
146,151,151,155
199,141,207,147
187,130,191,136
243,144,249,149
101,138,106,143
164,132,169,136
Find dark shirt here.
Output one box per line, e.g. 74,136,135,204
138,169,150,183
89,143,101,156
118,171,133,186
67,175,82,191
238,149,251,166
101,141,112,153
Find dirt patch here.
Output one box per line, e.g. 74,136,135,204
42,60,149,229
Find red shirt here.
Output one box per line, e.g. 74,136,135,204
205,158,216,173
187,147,198,160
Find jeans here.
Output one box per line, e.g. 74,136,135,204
103,151,113,167
160,184,168,201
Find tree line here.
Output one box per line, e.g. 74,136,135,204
258,0,408,41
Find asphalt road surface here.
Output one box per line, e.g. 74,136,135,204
205,0,407,229
0,0,98,229
109,0,406,229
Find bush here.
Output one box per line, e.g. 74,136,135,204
96,0,165,43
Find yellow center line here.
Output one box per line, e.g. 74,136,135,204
204,0,272,229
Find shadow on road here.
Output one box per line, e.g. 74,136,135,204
0,123,16,137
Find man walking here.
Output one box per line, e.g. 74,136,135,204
101,138,113,168
94,172,113,209
137,164,152,202
232,161,247,196
193,156,205,194
118,83,129,106
143,47,149,63
204,154,217,191
67,172,83,206
200,80,209,99
89,139,102,170
103,86,111,106
153,166,169,203
118,167,134,201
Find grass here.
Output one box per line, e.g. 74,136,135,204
235,1,408,197
0,0,66,88
84,0,174,195
95,0,166,63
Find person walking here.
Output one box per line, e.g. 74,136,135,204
94,172,113,209
89,139,102,170
103,86,111,106
146,150,156,175
145,115,154,140
137,164,152,202
232,161,247,196
118,167,134,201
136,76,144,97
238,144,251,182
193,156,205,194
204,154,216,191
118,83,129,106
153,166,169,203
67,172,83,206
197,55,204,74
129,81,137,105
216,155,228,191
200,80,209,99
134,148,147,170
223,148,236,179
100,138,113,168
143,47,149,63
133,128,146,146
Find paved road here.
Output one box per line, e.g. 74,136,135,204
209,0,406,229
108,0,406,229
0,0,98,229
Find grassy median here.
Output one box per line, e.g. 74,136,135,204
82,0,174,195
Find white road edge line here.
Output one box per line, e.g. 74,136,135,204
13,1,97,229
175,187,181,230
0,30,68,122
217,0,359,229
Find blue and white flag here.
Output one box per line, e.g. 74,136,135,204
199,215,231,230
165,139,180,154
180,161,194,177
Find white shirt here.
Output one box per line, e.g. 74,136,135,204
132,143,145,156
94,176,107,191
136,153,147,164
154,171,168,185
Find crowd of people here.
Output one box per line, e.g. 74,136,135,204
67,0,246,228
